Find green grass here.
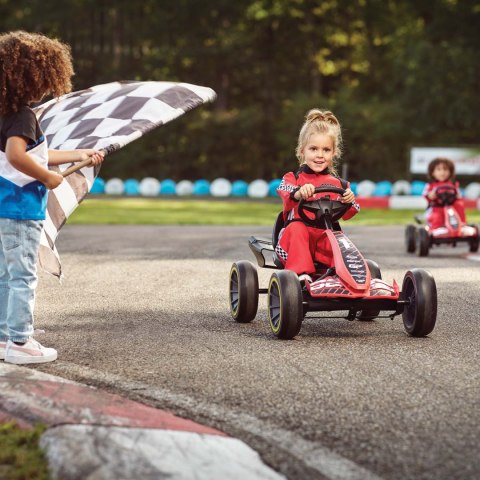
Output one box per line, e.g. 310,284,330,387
68,197,480,226
69,197,283,225
0,422,51,480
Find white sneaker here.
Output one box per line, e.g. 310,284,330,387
5,338,57,364
461,225,476,236
298,274,313,284
0,341,6,360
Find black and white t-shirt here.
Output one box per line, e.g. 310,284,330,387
0,106,49,220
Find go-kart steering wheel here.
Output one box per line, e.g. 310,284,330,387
298,186,352,228
434,185,457,206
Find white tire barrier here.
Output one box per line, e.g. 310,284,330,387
356,180,376,198
176,180,194,196
210,178,232,197
248,179,269,198
104,178,124,195
392,180,412,195
464,182,480,199
139,177,160,197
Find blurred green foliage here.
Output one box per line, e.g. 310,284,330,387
2,0,479,182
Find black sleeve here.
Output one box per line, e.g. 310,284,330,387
289,187,300,201
3,107,38,145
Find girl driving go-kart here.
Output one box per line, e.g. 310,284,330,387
405,158,479,256
229,109,438,340
274,109,359,282
229,183,438,339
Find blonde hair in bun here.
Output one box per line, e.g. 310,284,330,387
296,109,343,174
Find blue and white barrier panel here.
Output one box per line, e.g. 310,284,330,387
91,177,480,208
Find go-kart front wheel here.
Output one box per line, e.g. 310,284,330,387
469,225,479,253
417,227,430,257
267,270,303,340
229,261,259,323
356,259,382,321
405,225,416,253
401,269,437,337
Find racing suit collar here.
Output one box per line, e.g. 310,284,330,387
300,164,330,175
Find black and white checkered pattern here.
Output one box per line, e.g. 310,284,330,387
34,81,216,277
275,244,288,262
277,179,297,193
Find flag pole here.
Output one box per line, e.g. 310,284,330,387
61,147,108,177
61,158,93,177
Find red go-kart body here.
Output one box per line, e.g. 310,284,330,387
230,186,436,340
306,230,399,300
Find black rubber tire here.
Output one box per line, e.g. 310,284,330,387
405,224,416,253
417,227,430,257
357,259,382,321
229,261,259,323
469,225,479,252
267,270,303,339
401,269,437,337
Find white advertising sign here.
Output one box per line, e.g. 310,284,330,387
410,147,480,175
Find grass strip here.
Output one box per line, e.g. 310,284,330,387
0,421,51,480
68,197,480,226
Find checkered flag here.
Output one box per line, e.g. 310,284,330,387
34,81,216,278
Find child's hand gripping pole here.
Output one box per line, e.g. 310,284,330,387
61,148,107,177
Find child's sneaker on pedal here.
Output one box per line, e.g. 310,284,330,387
0,341,7,360
461,225,476,236
5,338,57,364
298,273,313,284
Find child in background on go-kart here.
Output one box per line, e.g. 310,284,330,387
275,109,360,282
423,157,466,232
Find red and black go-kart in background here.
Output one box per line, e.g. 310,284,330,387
405,184,479,257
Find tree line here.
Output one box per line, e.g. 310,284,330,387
2,0,479,182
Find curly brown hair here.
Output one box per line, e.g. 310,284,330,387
427,157,455,181
0,31,74,116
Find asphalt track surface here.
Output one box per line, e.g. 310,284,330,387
35,224,479,480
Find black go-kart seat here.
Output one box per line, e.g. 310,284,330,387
272,211,285,249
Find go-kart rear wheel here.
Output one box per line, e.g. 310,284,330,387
267,270,303,340
401,269,437,337
357,259,382,321
229,261,259,323
417,227,430,257
469,225,479,252
405,224,416,253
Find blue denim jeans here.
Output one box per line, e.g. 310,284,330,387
0,218,43,343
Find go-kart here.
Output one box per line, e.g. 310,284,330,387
405,184,479,257
229,186,437,340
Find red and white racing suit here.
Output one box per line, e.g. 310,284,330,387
423,180,466,229
275,165,360,275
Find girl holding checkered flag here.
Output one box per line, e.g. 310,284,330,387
0,31,104,364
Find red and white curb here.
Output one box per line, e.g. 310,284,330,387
0,364,284,480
